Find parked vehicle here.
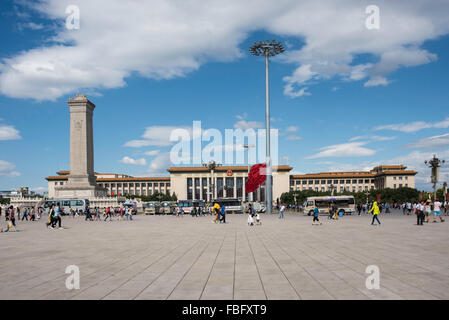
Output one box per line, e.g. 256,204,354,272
211,198,244,213
43,199,90,215
144,201,160,215
304,195,356,216
160,201,177,214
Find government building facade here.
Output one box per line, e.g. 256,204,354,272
46,164,417,202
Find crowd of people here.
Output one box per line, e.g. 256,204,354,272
1,198,447,232
0,203,137,232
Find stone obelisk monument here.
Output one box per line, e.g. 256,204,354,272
55,94,105,198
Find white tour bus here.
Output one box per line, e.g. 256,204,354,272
212,198,244,214
177,200,205,214
304,195,355,216
43,199,89,215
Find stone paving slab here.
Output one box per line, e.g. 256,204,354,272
0,212,448,300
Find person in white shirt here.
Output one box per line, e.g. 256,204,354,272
279,205,285,219
417,202,425,225
432,198,445,223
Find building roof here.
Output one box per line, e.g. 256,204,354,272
374,165,407,169
167,165,293,173
291,172,375,179
45,175,169,182
375,170,417,176
291,169,417,179
97,177,170,182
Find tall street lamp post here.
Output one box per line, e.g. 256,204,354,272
424,155,446,201
249,40,285,215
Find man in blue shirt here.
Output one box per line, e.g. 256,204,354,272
52,202,63,229
220,205,226,224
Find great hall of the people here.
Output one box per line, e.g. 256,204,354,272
46,164,417,202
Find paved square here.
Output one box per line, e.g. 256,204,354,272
1,212,448,300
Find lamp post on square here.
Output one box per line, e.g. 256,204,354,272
249,40,285,215
424,155,446,201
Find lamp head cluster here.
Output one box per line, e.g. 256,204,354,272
424,154,446,168
249,40,285,57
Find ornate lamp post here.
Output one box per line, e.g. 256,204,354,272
249,40,285,215
329,184,336,196
203,160,221,202
424,155,446,201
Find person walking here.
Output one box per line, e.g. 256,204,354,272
4,206,18,232
46,204,55,229
327,204,333,219
220,205,226,224
104,206,112,221
332,203,339,220
85,206,93,221
357,203,362,216
279,204,285,219
212,203,220,223
52,202,63,229
21,208,28,221
432,198,445,223
425,200,432,223
369,201,381,225
416,201,425,225
312,206,322,225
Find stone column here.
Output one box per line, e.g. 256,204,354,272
55,94,105,198
68,94,96,186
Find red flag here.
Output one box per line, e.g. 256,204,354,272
245,163,266,194
376,194,381,203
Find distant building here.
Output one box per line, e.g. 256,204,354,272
46,171,170,198
0,187,37,198
290,165,417,193
46,164,417,201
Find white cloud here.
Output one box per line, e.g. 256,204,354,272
306,142,376,159
284,85,311,98
234,120,263,130
286,135,301,141
119,156,146,166
375,117,449,133
349,64,372,81
124,126,193,147
404,133,449,150
31,186,48,193
286,126,299,132
2,1,446,100
0,160,20,177
364,76,390,87
18,22,44,31
144,150,160,156
0,124,21,140
349,135,396,142
147,152,172,175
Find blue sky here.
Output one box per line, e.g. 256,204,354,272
1,0,449,192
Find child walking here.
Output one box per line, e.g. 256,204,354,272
247,213,254,226
312,206,322,225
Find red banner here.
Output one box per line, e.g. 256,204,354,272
376,194,381,203
245,163,266,194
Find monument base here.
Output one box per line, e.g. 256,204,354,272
54,184,107,199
